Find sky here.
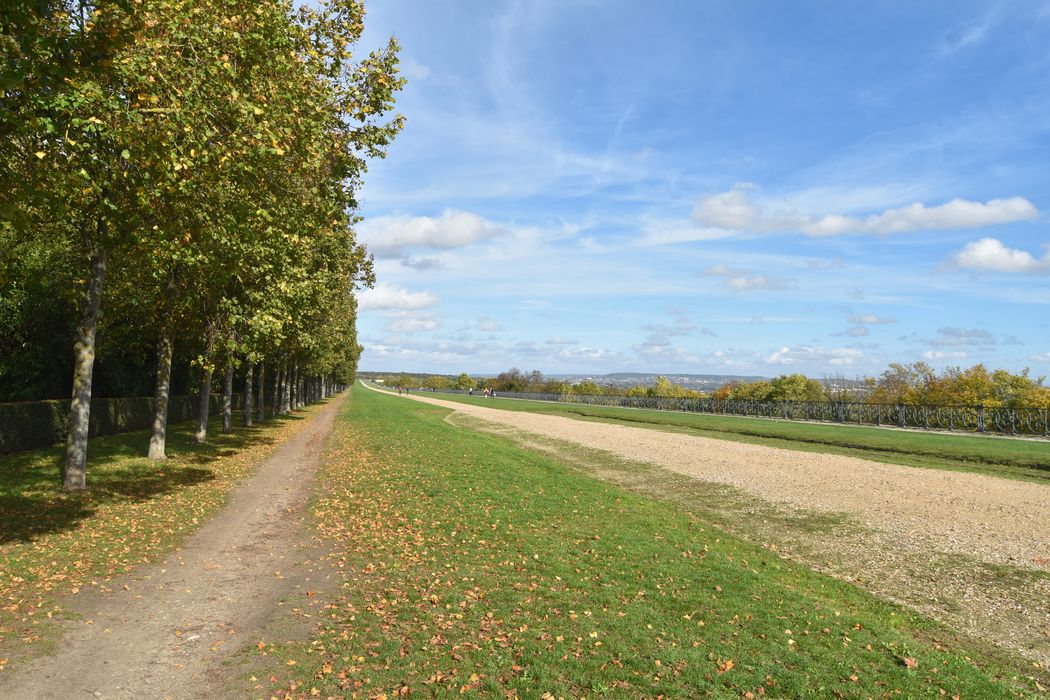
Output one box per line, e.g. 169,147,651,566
350,0,1050,378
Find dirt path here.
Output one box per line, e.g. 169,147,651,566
392,389,1050,665
0,396,344,700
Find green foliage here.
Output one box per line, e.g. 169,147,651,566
769,373,827,402
453,372,475,390
868,362,1049,407
730,380,774,401
422,375,449,390
1,0,404,475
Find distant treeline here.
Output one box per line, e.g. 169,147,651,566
365,362,1050,408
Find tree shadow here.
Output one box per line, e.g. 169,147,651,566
0,414,295,544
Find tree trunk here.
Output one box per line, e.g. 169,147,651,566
290,365,298,409
257,362,266,421
195,367,213,443
271,363,281,417
147,325,174,460
222,363,234,432
243,363,254,427
64,245,107,490
283,366,292,412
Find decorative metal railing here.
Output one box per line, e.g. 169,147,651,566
422,388,1050,437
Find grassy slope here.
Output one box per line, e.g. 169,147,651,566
0,407,318,664
401,389,1050,484
257,388,1037,698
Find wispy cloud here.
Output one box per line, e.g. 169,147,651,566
705,265,797,291
477,316,503,332
848,313,896,324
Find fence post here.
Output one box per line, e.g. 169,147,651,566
897,404,905,428
977,404,985,433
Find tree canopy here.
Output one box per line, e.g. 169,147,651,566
1,0,404,487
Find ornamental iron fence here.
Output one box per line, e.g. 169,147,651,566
422,388,1050,438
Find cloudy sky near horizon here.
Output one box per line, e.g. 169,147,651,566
350,0,1050,378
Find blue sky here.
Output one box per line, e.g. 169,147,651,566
351,0,1050,378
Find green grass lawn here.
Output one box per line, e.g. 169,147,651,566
390,387,1050,484
0,407,316,664
256,387,1041,698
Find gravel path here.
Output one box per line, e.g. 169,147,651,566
399,391,1050,571
395,391,1050,665
0,396,344,700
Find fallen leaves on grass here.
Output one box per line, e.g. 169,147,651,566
0,413,317,662
252,391,1021,700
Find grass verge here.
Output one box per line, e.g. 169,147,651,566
254,387,1041,698
396,389,1050,484
0,405,321,670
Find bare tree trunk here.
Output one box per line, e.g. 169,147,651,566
64,245,107,490
283,366,292,412
256,362,266,421
222,363,234,432
290,365,298,409
148,324,174,460
277,366,285,414
243,363,254,427
271,363,281,417
195,367,213,443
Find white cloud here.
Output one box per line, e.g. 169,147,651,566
725,275,797,291
846,326,870,337
950,237,1050,273
545,337,577,345
848,313,896,324
359,209,512,258
765,345,864,367
922,350,968,360
1029,352,1050,362
358,284,438,311
692,185,1037,237
637,219,735,246
401,56,432,81
704,265,749,277
928,326,996,348
384,312,440,334
477,316,503,332
705,265,797,291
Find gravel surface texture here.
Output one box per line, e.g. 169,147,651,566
402,392,1049,569
398,390,1050,667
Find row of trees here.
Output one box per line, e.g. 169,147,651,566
371,363,1050,408
1,1,403,488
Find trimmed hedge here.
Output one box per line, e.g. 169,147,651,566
0,394,245,455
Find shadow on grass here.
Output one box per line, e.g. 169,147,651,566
0,414,299,544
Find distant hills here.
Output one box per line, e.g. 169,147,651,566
360,370,868,392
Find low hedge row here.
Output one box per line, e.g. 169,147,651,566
0,394,246,454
